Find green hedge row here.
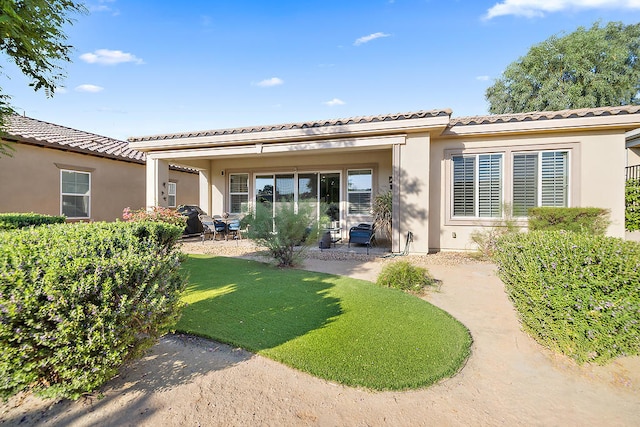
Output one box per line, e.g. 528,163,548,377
0,221,186,399
0,212,65,230
627,179,640,232
528,207,609,235
494,230,640,364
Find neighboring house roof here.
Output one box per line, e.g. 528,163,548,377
128,105,640,144
3,114,145,163
1,114,196,173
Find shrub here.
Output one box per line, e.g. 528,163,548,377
494,230,640,364
0,221,186,399
528,207,610,235
372,190,392,241
0,212,65,230
626,179,640,232
246,202,325,267
122,206,186,227
376,261,437,293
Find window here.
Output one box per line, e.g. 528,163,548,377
167,182,177,207
512,151,568,216
452,154,503,218
229,174,249,213
61,170,90,218
347,169,372,215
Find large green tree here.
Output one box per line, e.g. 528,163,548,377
486,22,640,114
0,0,86,156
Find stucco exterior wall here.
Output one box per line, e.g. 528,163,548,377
0,143,198,221
428,130,627,251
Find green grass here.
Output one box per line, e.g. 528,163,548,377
176,255,472,391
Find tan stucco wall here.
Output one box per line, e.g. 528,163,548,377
0,143,198,221
428,130,627,251
199,149,392,239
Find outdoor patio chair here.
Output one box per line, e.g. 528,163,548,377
348,223,375,255
227,218,242,240
199,214,226,241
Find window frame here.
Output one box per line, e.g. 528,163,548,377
512,150,570,217
347,168,373,216
167,182,177,208
60,169,91,219
445,144,577,226
229,173,249,214
451,153,504,219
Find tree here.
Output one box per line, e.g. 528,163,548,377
0,0,86,155
486,22,640,114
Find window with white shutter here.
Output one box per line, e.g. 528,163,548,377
512,150,568,216
452,154,503,218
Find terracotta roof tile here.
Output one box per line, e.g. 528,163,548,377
128,109,453,142
450,105,640,126
3,114,145,163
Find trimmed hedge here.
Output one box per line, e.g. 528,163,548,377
627,179,640,232
494,230,640,364
528,207,610,235
0,213,65,230
0,221,186,399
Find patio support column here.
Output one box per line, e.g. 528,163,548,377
392,144,402,253
399,133,430,254
145,155,170,208
199,169,212,215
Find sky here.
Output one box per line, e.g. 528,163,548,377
4,0,640,141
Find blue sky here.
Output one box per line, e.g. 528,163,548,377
4,0,640,140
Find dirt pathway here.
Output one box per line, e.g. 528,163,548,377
1,252,639,426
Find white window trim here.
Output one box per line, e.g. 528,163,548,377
511,149,571,217
60,169,91,219
347,168,373,216
451,153,504,219
228,173,250,214
167,182,177,208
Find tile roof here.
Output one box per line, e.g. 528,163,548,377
450,105,640,126
2,114,145,163
128,109,453,142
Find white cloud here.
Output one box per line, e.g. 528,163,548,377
353,32,391,46
55,87,68,94
80,49,144,65
254,77,284,87
484,0,640,20
75,84,104,93
476,75,490,81
324,98,345,106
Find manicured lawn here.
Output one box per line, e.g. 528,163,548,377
176,255,472,391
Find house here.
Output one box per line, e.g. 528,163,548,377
626,128,640,180
0,115,199,222
128,106,640,253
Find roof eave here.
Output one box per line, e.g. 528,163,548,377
129,114,451,152
441,114,640,138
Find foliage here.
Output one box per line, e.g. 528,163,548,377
528,207,610,235
372,190,392,241
493,230,640,364
376,260,436,293
626,179,640,232
122,206,187,227
0,221,186,399
177,255,472,390
245,202,325,267
470,207,519,259
486,21,640,114
0,212,65,230
0,0,86,156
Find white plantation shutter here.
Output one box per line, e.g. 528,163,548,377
478,154,502,217
512,154,538,216
453,156,475,216
541,151,568,207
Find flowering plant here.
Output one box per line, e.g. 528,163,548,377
122,206,186,227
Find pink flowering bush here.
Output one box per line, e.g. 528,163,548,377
122,206,186,227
